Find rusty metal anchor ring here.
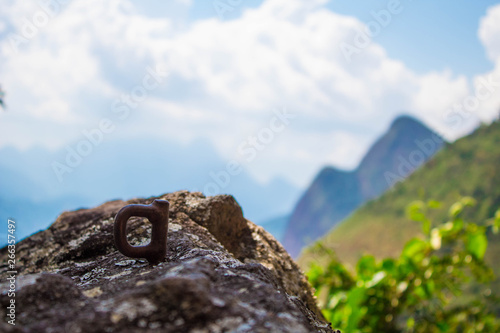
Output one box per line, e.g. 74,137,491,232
114,199,170,264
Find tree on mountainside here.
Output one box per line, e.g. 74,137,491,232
0,85,5,109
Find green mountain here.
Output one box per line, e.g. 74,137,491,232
299,120,500,284
283,115,444,257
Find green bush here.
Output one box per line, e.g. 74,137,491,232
307,198,500,332
0,86,4,109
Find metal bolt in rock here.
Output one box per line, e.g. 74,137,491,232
114,199,170,264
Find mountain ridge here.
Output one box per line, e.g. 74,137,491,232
299,119,500,273
283,115,445,257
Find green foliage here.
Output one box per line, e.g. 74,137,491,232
0,85,4,109
308,199,500,332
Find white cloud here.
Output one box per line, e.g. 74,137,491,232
473,4,500,124
479,4,500,63
0,0,498,187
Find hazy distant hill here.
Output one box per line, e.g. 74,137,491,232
259,215,290,242
0,137,300,243
299,120,500,274
283,115,444,257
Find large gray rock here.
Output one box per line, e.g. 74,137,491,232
0,191,333,332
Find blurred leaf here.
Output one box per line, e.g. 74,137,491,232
425,279,436,296
428,200,442,209
494,209,500,232
422,218,431,235
438,222,455,240
414,285,427,299
437,321,450,332
449,202,464,218
397,281,408,294
327,292,346,309
366,271,386,288
357,255,376,281
402,238,428,261
466,231,488,260
381,258,396,274
307,263,323,285
348,287,366,306
431,228,442,250
406,200,426,221
452,218,464,232
406,201,434,234
431,228,441,250
346,287,367,332
407,317,415,329
460,196,476,207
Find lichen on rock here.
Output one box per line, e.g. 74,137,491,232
0,191,333,332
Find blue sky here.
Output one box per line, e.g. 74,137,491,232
1,0,500,188
326,0,500,77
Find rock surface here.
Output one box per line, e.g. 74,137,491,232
0,191,333,332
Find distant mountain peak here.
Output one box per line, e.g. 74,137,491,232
390,114,428,131
283,114,445,257
303,119,500,276
317,166,342,177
